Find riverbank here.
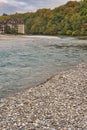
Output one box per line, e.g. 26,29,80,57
78,36,87,40
0,34,60,39
0,62,87,130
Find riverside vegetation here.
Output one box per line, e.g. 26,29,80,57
0,0,87,36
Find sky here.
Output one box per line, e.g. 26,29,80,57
0,0,80,15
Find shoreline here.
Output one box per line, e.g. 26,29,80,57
0,34,87,40
0,62,81,99
0,62,87,129
0,34,61,39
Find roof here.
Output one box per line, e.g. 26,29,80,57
0,21,4,25
7,18,24,24
0,20,7,25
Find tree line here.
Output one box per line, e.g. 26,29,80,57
0,0,87,36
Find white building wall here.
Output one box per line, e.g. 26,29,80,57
18,24,25,34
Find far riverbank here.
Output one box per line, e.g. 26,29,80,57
0,34,87,40
0,34,60,39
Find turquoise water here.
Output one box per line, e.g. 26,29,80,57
0,35,87,98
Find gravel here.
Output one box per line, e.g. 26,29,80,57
0,62,87,130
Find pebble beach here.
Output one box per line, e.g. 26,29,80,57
0,62,87,130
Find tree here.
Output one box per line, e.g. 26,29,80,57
0,0,86,36
11,28,17,34
4,25,11,34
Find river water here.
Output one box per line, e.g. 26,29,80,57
0,35,87,98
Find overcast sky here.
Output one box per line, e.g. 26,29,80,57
0,0,80,15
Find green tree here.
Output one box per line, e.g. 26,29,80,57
4,25,11,34
0,0,87,36
11,28,17,34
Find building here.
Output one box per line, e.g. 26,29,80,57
0,22,5,34
0,18,25,34
7,18,25,34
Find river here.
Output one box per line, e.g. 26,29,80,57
0,35,87,98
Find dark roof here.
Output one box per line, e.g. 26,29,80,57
0,20,7,25
0,21,4,25
7,18,24,24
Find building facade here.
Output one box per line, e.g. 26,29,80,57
0,18,25,34
0,22,5,34
7,18,25,34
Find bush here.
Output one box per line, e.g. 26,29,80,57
66,30,72,35
72,30,79,36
